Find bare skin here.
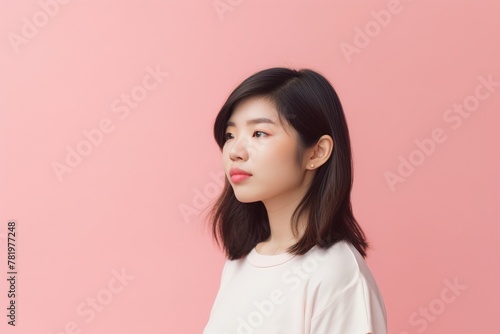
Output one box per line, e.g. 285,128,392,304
223,96,333,255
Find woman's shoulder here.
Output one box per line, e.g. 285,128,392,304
305,241,387,331
303,240,371,296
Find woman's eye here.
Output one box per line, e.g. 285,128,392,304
223,133,233,141
223,131,267,143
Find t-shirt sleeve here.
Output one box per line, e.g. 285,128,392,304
310,271,388,334
207,259,234,317
217,259,235,292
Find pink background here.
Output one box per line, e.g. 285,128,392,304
1,0,499,333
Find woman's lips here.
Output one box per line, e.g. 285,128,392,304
230,174,251,183
229,167,252,183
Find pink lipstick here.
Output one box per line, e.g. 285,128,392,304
229,167,252,183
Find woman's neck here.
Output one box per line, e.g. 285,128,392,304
257,193,308,255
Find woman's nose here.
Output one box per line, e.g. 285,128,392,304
228,137,249,161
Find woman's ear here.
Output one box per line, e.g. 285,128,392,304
305,135,334,169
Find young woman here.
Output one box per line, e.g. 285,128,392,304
203,67,387,333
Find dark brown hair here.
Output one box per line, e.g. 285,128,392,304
208,67,369,260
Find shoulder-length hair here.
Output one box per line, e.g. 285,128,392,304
208,67,369,260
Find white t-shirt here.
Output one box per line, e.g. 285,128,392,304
203,240,387,334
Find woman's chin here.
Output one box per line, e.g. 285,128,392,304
233,193,260,203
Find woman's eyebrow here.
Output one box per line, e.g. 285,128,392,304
226,118,276,127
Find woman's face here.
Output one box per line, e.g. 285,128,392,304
222,97,312,206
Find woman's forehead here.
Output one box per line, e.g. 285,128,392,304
227,96,296,135
229,97,278,122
